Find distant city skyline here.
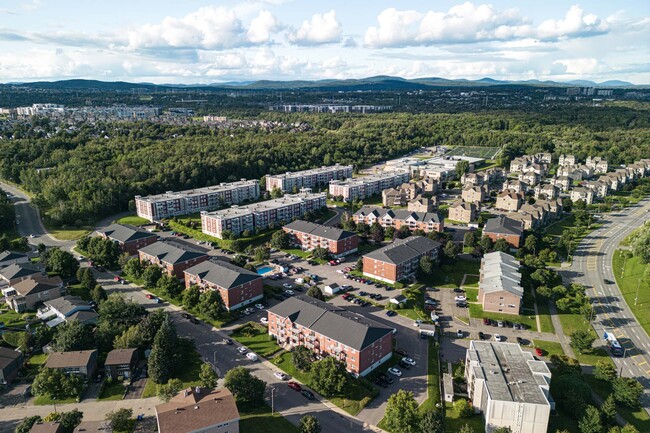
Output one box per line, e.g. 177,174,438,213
1,1,648,84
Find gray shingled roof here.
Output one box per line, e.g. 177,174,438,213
97,224,157,243
0,347,22,369
44,296,93,317
138,242,208,265
0,250,27,263
354,206,442,224
364,236,440,265
483,215,523,236
284,220,355,241
184,260,261,289
268,296,392,351
0,263,42,280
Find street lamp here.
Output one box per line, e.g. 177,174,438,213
635,279,641,306
271,387,275,414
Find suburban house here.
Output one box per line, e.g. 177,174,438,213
267,296,394,377
104,348,139,379
408,196,437,212
0,263,43,286
265,164,352,192
329,171,411,202
0,250,29,268
138,242,210,279
29,423,64,433
448,200,477,224
533,184,558,200
201,190,327,239
96,224,158,255
483,216,524,248
461,185,487,204
503,180,526,194
518,171,539,187
155,387,240,433
461,172,484,187
558,154,576,166
4,276,64,313
362,236,441,284
353,206,444,234
586,156,608,173
495,191,523,212
37,296,98,327
0,347,23,385
466,341,553,433
45,350,98,379
71,421,112,432
584,180,609,199
549,175,571,191
184,260,263,311
570,187,594,205
135,179,260,222
478,252,523,315
283,220,358,258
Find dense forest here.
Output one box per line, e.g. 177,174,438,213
0,105,649,227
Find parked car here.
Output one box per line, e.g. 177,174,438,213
535,347,544,357
454,295,466,302
483,318,491,326
274,372,288,380
456,329,464,338
497,321,504,328
302,390,315,400
374,377,388,388
395,349,408,357
246,352,258,361
387,367,402,377
255,303,265,310
260,318,269,325
223,338,233,345
237,347,248,354
378,373,394,384
284,290,295,296
478,331,485,340
288,381,302,391
386,310,397,317
413,320,422,327
453,288,465,293
398,361,411,370
401,357,416,366
516,337,524,345
494,334,502,342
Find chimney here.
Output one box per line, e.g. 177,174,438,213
194,405,199,410
183,390,189,397
195,386,201,394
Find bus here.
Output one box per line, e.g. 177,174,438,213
603,330,624,357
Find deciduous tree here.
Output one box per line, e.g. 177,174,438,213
309,357,348,396
199,362,218,389
299,415,322,433
384,390,421,433
224,366,266,403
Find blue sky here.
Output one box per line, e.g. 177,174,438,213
1,1,649,83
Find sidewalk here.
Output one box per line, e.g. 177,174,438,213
547,300,576,359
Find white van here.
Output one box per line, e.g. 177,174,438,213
246,352,258,361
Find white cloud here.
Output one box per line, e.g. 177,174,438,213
364,8,422,48
247,10,281,43
537,5,608,40
553,58,602,75
287,10,342,45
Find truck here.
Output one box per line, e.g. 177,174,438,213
603,329,624,357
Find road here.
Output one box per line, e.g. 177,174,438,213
561,198,650,413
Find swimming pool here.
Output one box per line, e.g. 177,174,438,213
257,266,274,275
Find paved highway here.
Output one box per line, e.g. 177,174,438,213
561,198,650,414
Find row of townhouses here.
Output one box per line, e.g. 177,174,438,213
352,206,444,234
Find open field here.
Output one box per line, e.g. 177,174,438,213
231,322,282,358
239,402,300,433
557,312,614,367
613,250,650,336
444,146,501,159
116,214,151,226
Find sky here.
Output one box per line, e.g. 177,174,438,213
0,0,649,84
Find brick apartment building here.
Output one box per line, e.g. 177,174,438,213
95,224,158,255
353,206,444,234
183,260,263,311
483,216,524,248
329,171,411,202
362,236,441,284
201,191,327,239
267,296,394,377
478,252,523,315
283,220,358,258
135,179,260,222
265,164,353,192
156,387,240,433
138,242,209,279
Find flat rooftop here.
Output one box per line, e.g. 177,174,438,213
267,164,352,179
330,171,409,187
204,192,326,219
137,179,257,202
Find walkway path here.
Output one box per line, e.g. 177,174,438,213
547,300,576,359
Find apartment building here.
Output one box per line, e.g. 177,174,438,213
283,220,358,258
549,175,571,192
45,350,98,379
353,206,444,234
201,191,327,239
265,164,352,192
533,184,558,200
183,260,263,311
495,191,523,212
461,185,487,204
408,196,437,213
570,187,594,205
138,242,210,279
448,200,477,224
483,216,524,248
479,252,523,315
156,387,240,433
134,179,260,222
362,236,441,284
466,341,553,433
95,224,158,255
586,156,608,173
558,154,576,166
329,171,410,202
503,180,526,194
267,296,394,377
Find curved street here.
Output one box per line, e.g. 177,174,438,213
560,197,650,414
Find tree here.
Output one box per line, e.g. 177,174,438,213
106,408,133,432
570,330,595,354
612,377,643,409
600,394,617,429
77,268,97,291
632,229,650,263
493,428,513,433
419,409,444,433
148,318,179,384
479,235,494,253
90,284,107,304
419,256,435,276
59,409,83,433
43,248,79,278
385,226,395,239
299,415,322,433
156,274,183,299
157,378,183,402
594,360,617,382
199,362,218,389
494,238,511,253
270,187,284,199
198,289,226,320
142,265,163,288
309,357,348,396
456,160,470,179
312,247,330,260
51,321,94,352
292,346,315,372
123,257,143,278
270,230,292,250
395,225,411,239
384,390,421,433
14,416,42,433
464,230,478,248
356,257,363,271
224,366,266,403
443,240,460,261
455,398,474,418
85,236,121,268
459,424,476,433
182,285,201,309
254,246,270,262
32,368,83,400
306,285,325,301
113,325,143,349
620,425,640,433
578,405,603,433
370,222,385,244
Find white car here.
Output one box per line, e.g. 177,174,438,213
260,317,269,325
387,367,402,377
246,352,258,361
29,234,35,238
494,334,502,342
336,270,344,274
283,283,293,289
237,346,248,354
457,329,464,338
401,357,416,366
424,299,437,305
413,320,422,327
255,303,265,310
454,295,466,302
285,290,295,296
274,372,288,380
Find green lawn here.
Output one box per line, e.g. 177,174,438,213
239,402,300,433
465,288,478,303
423,259,480,289
24,352,48,379
42,221,91,241
67,283,91,301
543,214,576,236
168,220,274,250
557,313,614,367
468,303,537,330
613,250,650,336
536,299,555,334
0,308,35,328
462,275,479,288
98,380,126,401
419,339,441,413
34,395,79,405
231,322,282,358
116,214,151,226
445,401,484,433
584,374,650,432
532,340,564,358
142,350,203,398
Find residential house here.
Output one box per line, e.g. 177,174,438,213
502,180,526,194
353,207,444,234
461,185,486,204
362,236,441,284
549,175,571,192
461,172,484,187
448,200,477,224
96,224,158,255
29,423,64,433
518,171,539,187
156,387,240,433
509,157,532,173
37,296,98,327
408,196,437,213
558,154,576,166
570,187,594,205
382,188,406,207
184,260,263,311
0,347,23,384
478,251,523,315
329,171,411,202
586,156,608,173
265,164,352,192
584,180,608,199
535,153,552,164
483,216,524,248
45,350,98,379
283,220,358,258
0,250,29,268
0,263,43,286
267,296,394,377
4,276,64,312
533,184,558,200
138,242,210,279
484,167,506,185
495,191,523,212
104,348,139,379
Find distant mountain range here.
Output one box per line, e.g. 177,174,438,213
3,76,644,91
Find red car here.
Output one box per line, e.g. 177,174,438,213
145,294,154,299
535,348,544,357
288,381,302,391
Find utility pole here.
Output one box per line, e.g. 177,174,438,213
271,387,275,414
634,278,641,306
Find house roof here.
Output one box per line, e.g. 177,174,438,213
354,206,442,225
11,276,63,296
105,348,137,366
44,296,92,317
0,347,22,370
268,296,393,351
480,252,523,297
0,250,28,263
96,224,157,244
72,421,112,432
45,350,97,369
155,387,240,433
66,311,99,324
184,260,261,289
483,216,523,236
29,423,64,433
0,263,42,281
450,200,475,211
364,236,441,266
283,220,356,242
139,242,208,265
